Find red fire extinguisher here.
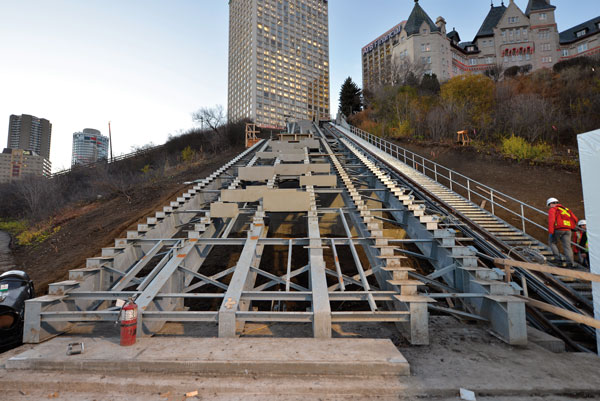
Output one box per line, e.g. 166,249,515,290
119,297,138,346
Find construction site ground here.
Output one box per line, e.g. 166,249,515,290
2,317,600,400
1,143,598,400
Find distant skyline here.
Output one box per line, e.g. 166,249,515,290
1,0,597,171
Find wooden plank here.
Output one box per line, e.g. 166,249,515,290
494,258,600,283
517,296,600,330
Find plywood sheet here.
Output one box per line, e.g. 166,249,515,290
263,190,310,212
238,166,275,181
221,186,269,202
210,202,239,218
299,175,337,187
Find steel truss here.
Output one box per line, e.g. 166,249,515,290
23,122,529,346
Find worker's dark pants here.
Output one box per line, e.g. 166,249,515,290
549,230,574,265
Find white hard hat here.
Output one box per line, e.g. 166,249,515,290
546,197,559,206
578,220,587,226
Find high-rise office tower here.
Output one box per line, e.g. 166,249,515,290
71,128,110,166
7,114,52,159
228,0,330,129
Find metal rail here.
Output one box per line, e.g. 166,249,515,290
346,124,585,253
329,122,595,351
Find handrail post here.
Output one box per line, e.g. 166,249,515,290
422,157,426,174
434,164,438,182
521,204,526,233
467,180,471,202
491,190,495,215
449,170,453,192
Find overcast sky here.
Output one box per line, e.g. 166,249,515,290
1,0,597,171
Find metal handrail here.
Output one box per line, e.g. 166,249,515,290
51,144,164,178
340,124,569,242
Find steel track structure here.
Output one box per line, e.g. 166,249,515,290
24,120,596,350
24,127,459,345
327,122,596,351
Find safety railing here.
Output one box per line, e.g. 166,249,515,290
342,124,555,240
51,144,163,178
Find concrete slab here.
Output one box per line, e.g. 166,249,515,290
5,337,410,377
1,318,600,400
527,326,565,353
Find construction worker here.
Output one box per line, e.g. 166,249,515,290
575,220,589,267
547,197,578,266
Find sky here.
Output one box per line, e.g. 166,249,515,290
1,0,598,172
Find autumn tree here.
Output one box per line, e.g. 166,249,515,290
441,74,495,134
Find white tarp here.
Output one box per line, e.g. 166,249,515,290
577,128,600,354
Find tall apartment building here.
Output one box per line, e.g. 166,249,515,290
7,114,52,160
0,148,52,184
228,0,330,129
72,129,109,166
362,0,600,90
362,22,405,89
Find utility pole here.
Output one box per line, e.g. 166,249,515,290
108,121,114,163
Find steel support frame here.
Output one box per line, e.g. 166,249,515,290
333,126,527,345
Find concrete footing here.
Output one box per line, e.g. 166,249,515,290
5,337,410,377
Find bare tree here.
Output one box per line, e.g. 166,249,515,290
484,64,504,82
389,57,425,87
192,105,226,134
13,176,57,219
426,104,452,142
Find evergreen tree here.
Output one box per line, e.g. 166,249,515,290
420,73,440,94
339,77,362,116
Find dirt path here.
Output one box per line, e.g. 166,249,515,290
0,231,14,273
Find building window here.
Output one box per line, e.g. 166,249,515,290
539,13,547,20
542,56,552,63
504,55,509,63
576,29,587,38
541,43,551,51
422,28,428,34
469,58,477,65
508,16,519,24
562,49,569,57
538,30,550,40
578,43,589,53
